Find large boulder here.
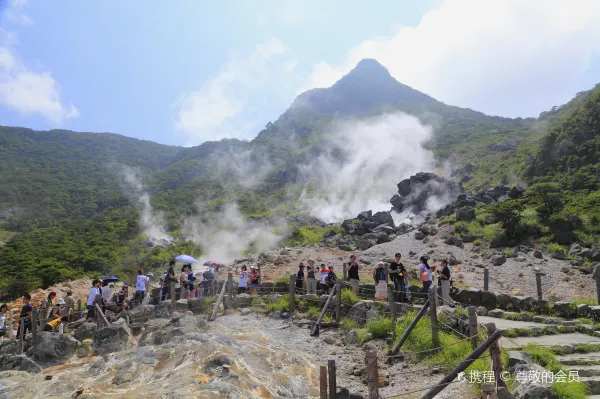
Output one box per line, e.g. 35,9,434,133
93,324,131,354
153,302,173,318
491,254,506,266
456,207,476,222
30,331,79,361
127,304,155,323
372,211,394,227
74,322,98,342
480,291,498,310
347,302,367,325
0,354,41,373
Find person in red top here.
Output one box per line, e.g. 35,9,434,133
319,264,330,294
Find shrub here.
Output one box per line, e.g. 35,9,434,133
341,288,361,305
341,317,358,331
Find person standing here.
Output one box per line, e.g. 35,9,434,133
238,266,248,294
326,265,337,294
63,290,75,322
17,294,33,337
180,265,190,300
306,260,317,295
134,268,149,306
296,263,305,293
249,267,260,296
438,259,453,306
346,255,360,295
0,304,7,342
87,279,102,322
418,256,433,301
389,253,407,303
374,262,388,301
319,264,330,294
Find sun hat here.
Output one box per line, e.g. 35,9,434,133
56,298,65,305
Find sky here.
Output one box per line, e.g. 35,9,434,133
1,0,600,147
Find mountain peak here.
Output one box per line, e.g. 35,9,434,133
290,59,438,116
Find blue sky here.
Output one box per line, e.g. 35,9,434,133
1,0,600,147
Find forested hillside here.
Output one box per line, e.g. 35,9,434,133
0,59,598,293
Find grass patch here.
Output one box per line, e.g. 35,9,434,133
547,242,568,255
392,311,489,377
307,307,320,318
341,288,361,305
571,297,598,306
341,317,358,331
503,312,534,321
356,328,370,345
523,343,590,399
365,317,393,339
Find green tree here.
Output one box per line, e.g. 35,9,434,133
526,183,564,222
492,201,523,239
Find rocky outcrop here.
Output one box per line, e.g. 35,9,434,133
29,331,79,361
390,172,463,214
74,322,98,342
92,324,132,354
0,354,41,373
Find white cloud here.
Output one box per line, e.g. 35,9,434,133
11,0,28,7
174,37,287,144
304,0,600,117
283,60,298,72
0,46,78,124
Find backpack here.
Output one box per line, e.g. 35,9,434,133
326,271,337,285
376,270,386,282
203,269,215,281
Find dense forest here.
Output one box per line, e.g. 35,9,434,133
1,59,598,294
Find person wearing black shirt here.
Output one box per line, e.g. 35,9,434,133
438,259,454,306
389,253,407,303
17,293,33,338
346,255,360,295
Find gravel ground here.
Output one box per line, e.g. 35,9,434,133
361,226,593,302
215,311,477,399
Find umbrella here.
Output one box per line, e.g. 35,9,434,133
101,276,120,283
175,255,198,264
203,261,224,266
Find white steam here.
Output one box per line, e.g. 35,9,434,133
182,203,286,265
298,112,436,223
119,166,173,244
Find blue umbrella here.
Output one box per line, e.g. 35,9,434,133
175,255,198,264
102,275,120,283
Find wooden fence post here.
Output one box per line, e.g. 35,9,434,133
421,328,504,399
209,280,228,321
77,299,82,313
482,382,498,399
18,319,24,354
40,303,46,328
535,270,543,300
289,274,296,313
389,300,430,357
320,365,328,399
429,285,439,347
228,272,233,309
335,280,341,323
388,284,396,338
9,310,14,339
328,359,337,399
365,350,380,399
484,267,489,292
384,263,389,285
468,306,478,349
95,294,103,328
342,262,347,282
171,281,176,311
311,285,336,336
487,323,506,388
31,306,38,343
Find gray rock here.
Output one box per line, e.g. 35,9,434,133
127,304,155,323
488,309,505,318
347,302,367,325
73,322,97,342
456,207,476,222
476,306,488,316
323,336,336,345
444,235,463,247
346,329,359,345
92,324,131,354
551,250,567,260
240,308,252,316
507,351,531,370
336,388,365,399
234,293,253,308
0,354,41,373
414,231,425,240
30,331,79,361
365,307,381,322
154,302,173,318
533,250,543,259
491,254,506,266
357,238,375,250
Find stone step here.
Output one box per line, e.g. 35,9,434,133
586,395,600,399
558,352,600,366
564,364,600,377
580,377,600,395
500,333,600,350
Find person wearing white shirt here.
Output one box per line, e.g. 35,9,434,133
86,279,102,322
134,268,149,306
